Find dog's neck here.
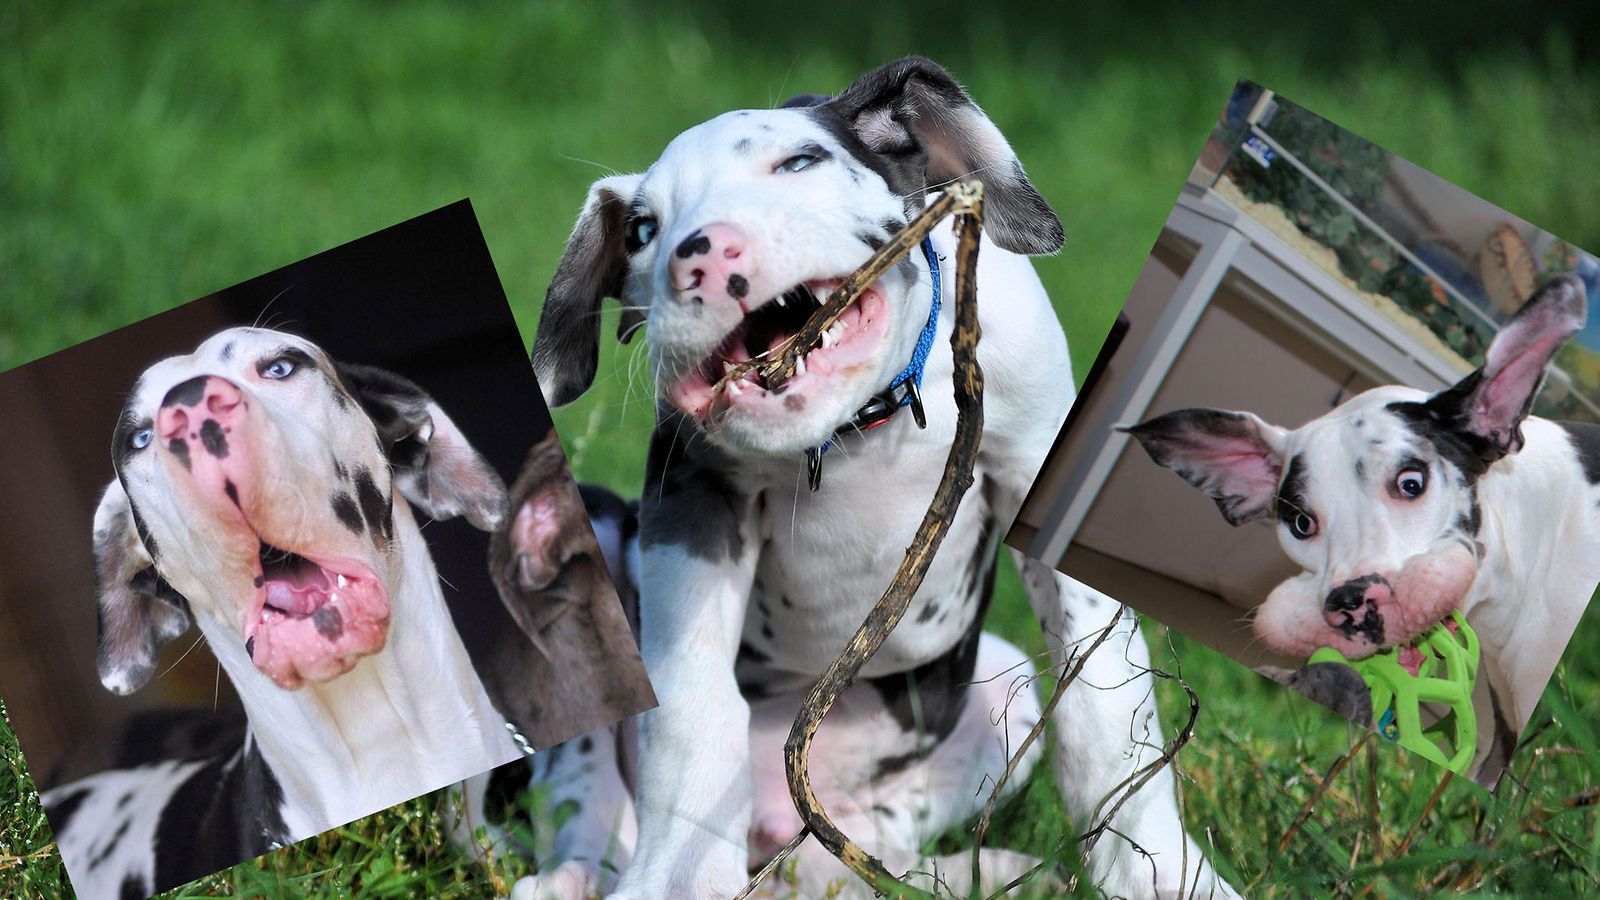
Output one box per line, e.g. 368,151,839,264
1461,417,1600,726
192,501,517,839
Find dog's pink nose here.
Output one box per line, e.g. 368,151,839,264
668,223,751,304
157,376,245,443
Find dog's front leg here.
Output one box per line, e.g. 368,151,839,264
1011,555,1238,898
609,522,760,898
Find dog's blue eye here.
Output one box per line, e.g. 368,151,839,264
130,428,153,451
1396,469,1426,498
1289,512,1318,540
775,154,819,174
625,216,658,253
260,357,296,380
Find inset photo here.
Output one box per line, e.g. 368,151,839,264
1010,82,1600,788
0,201,653,899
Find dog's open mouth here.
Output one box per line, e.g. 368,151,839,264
666,277,889,420
244,540,390,690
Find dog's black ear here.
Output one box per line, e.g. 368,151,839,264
1416,273,1587,462
818,56,1062,256
93,480,193,696
532,173,645,408
1122,409,1289,525
336,363,510,532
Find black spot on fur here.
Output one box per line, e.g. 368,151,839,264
219,341,235,362
331,493,363,535
313,606,343,641
640,415,747,560
353,468,390,540
1387,390,1500,483
89,818,132,867
120,875,149,900
44,787,91,833
153,740,286,894
857,231,886,251
580,736,594,753
733,138,751,154
1557,420,1600,483
200,419,228,458
727,274,749,298
760,623,774,641
1275,454,1311,531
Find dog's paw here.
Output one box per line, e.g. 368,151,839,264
512,864,598,900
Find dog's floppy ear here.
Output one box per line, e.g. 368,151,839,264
532,173,645,408
818,56,1063,256
1122,409,1290,525
336,362,510,532
1412,273,1587,463
93,479,193,695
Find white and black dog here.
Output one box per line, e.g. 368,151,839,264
42,327,522,899
1128,274,1599,784
526,58,1236,899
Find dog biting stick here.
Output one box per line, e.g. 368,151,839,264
730,181,987,899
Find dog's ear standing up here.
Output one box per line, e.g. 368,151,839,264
803,56,1064,256
336,363,510,532
1393,273,1587,469
92,479,193,695
532,173,645,408
1122,409,1290,525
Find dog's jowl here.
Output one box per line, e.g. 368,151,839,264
44,327,520,899
1129,274,1600,784
526,57,1238,899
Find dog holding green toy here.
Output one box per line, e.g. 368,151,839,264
1128,274,1598,785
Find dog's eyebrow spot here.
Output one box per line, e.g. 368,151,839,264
1275,453,1311,525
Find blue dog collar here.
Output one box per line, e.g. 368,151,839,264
805,237,941,491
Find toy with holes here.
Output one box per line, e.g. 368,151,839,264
1308,611,1480,774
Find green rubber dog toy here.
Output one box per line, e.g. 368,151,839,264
1307,611,1479,774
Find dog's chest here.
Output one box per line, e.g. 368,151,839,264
737,440,1000,678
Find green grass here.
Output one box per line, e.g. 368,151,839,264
5,2,1600,897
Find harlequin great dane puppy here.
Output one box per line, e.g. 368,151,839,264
526,57,1237,899
1128,274,1598,785
42,327,521,899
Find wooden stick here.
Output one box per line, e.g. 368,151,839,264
717,186,977,394
777,182,986,899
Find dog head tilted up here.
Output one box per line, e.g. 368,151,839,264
1127,274,1587,660
532,56,1063,453
93,327,508,693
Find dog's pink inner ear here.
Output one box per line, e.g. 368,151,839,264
1456,273,1587,453
1125,409,1285,525
511,491,568,591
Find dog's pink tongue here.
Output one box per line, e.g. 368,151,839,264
265,580,324,616
1398,645,1426,677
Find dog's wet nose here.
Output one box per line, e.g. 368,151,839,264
157,376,245,445
669,222,749,302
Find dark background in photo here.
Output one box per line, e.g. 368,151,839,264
0,200,553,788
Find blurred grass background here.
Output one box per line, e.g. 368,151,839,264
4,1,1600,896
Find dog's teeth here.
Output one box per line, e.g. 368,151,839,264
795,355,807,377
776,295,787,308
728,379,744,396
723,361,736,376
820,329,834,349
336,574,348,589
